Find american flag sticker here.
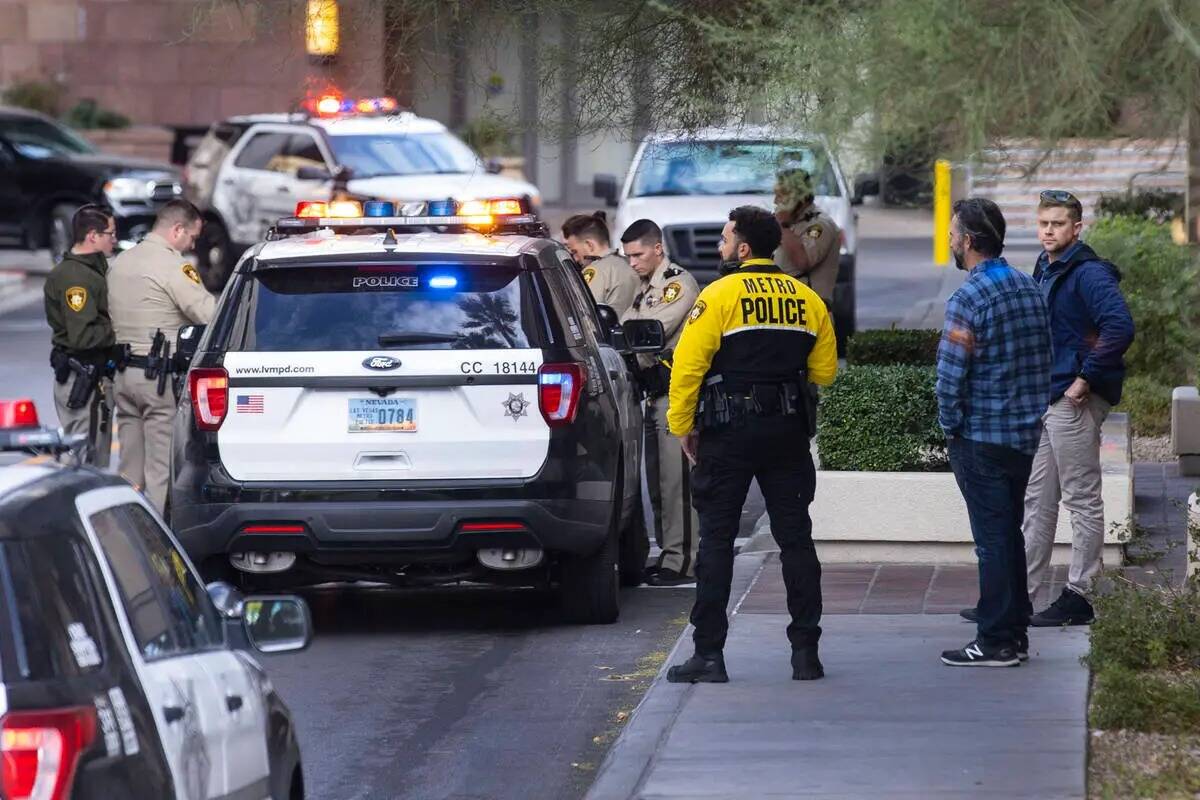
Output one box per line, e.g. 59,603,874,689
236,394,264,414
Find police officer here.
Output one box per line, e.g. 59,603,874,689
108,200,215,513
665,206,838,683
619,219,701,586
43,204,118,465
774,168,841,313
562,211,639,315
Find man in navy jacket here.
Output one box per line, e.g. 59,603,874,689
1023,190,1134,626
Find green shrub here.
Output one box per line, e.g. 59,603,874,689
845,328,941,366
1118,376,1173,436
458,112,515,158
1,79,62,116
1096,189,1184,224
816,365,946,471
1091,666,1200,733
63,99,130,130
1087,582,1200,673
1085,215,1200,388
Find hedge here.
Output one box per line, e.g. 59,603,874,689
817,365,947,471
845,328,940,366
1117,376,1172,437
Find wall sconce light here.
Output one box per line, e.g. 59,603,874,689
306,0,339,62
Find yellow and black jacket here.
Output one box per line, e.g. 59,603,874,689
667,259,838,436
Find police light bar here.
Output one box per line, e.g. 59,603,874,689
294,199,527,219
275,214,539,230
302,94,401,118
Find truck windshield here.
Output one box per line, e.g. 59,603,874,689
0,117,96,160
630,140,840,198
327,132,481,178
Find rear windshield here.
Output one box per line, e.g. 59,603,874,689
232,263,547,351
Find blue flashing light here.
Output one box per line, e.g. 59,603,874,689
339,98,356,113
428,275,458,289
364,201,396,217
427,200,455,217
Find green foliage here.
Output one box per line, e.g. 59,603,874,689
1088,581,1200,674
845,329,940,366
1118,376,1173,436
1,79,63,116
63,99,130,130
1085,215,1200,388
1097,190,1185,224
1091,667,1200,733
458,113,515,158
816,365,946,471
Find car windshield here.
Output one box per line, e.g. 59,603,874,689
236,263,544,351
0,116,96,160
327,132,481,179
629,140,840,198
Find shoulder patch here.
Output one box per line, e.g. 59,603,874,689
662,281,683,304
582,267,597,284
687,300,707,324
662,266,682,278
805,225,823,240
181,263,201,285
65,286,88,313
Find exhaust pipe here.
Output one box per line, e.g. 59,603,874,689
230,551,296,574
477,547,543,571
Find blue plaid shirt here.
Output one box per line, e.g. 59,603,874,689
936,258,1052,455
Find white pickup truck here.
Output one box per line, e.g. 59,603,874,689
593,126,858,349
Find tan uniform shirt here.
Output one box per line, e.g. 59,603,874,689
581,251,639,315
620,259,700,368
108,232,216,355
775,207,841,304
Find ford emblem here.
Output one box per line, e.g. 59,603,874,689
363,356,401,371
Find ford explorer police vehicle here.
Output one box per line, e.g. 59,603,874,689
168,201,662,625
594,126,859,350
0,400,310,800
184,94,541,289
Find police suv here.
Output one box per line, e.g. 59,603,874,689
0,400,310,800
184,94,541,289
168,202,662,625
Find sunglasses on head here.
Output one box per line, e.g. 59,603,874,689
1040,189,1078,204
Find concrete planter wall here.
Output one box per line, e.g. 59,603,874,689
754,414,1132,565
84,126,174,165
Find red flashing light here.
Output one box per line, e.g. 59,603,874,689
0,399,39,430
1,707,98,800
296,201,327,218
378,97,398,112
315,95,342,116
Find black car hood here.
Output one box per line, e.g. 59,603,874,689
63,152,178,177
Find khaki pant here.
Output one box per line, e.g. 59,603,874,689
115,369,177,513
53,376,113,467
645,397,700,576
1023,396,1111,600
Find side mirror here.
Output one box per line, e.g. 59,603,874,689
593,173,619,207
622,319,665,354
595,304,628,350
853,172,879,203
176,324,206,364
242,595,312,654
295,165,332,181
484,158,503,175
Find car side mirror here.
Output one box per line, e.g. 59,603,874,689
593,174,619,207
242,595,313,654
484,158,503,175
853,172,879,204
295,165,332,181
594,304,628,350
622,319,665,353
176,324,206,363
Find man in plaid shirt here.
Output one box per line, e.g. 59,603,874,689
936,198,1051,668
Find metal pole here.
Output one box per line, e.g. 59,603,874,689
933,158,952,266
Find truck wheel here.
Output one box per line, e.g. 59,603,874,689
196,218,232,291
618,491,650,588
559,525,620,624
49,204,76,260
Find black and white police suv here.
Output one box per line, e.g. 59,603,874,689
169,201,663,624
0,400,310,800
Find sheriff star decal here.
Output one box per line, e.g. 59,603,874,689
182,263,202,285
687,300,707,323
65,286,87,312
502,392,529,421
662,281,682,304
582,267,597,284
805,225,823,239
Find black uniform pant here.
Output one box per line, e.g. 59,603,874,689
689,413,822,656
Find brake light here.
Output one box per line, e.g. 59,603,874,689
189,368,228,431
241,524,306,534
459,521,527,533
296,201,327,218
1,707,97,800
538,363,586,427
0,399,39,429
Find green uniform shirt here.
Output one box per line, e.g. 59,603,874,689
44,251,115,354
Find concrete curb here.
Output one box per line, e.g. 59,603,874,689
585,551,770,800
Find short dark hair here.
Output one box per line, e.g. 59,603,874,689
728,205,782,258
561,211,611,246
72,204,114,245
620,218,662,246
155,199,202,230
1037,189,1083,223
952,197,1006,258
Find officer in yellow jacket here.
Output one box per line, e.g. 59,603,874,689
665,205,838,684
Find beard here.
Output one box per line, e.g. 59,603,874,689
717,257,741,275
952,246,966,271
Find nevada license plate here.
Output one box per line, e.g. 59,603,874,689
348,398,417,433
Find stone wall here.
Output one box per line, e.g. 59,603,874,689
0,0,390,128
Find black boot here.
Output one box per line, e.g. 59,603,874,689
1030,588,1094,627
791,646,824,680
666,652,729,683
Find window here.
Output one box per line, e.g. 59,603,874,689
630,140,840,199
0,116,95,160
555,253,604,344
91,505,221,661
235,263,545,352
287,134,326,170
16,538,108,677
233,132,290,171
326,131,480,178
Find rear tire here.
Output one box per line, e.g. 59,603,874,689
619,492,650,588
559,527,620,625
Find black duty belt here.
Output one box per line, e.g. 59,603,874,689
696,377,810,431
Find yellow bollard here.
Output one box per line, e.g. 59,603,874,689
933,159,951,266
